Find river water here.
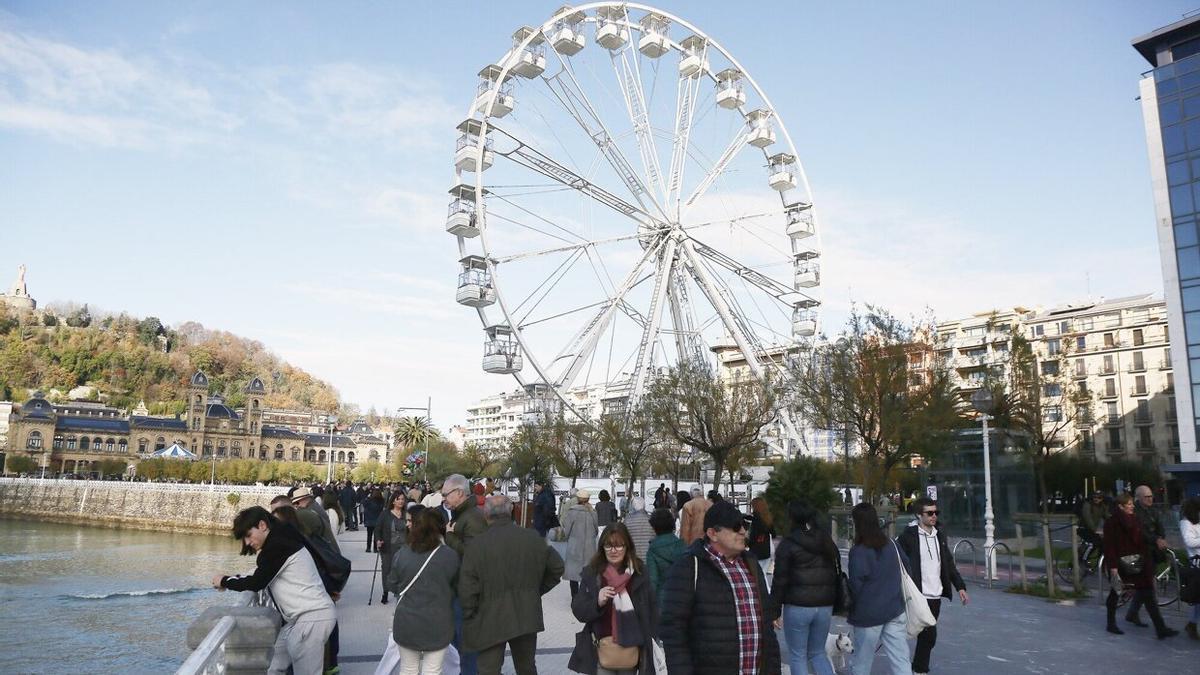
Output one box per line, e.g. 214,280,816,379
0,518,249,674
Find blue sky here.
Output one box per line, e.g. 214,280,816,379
1,1,1191,427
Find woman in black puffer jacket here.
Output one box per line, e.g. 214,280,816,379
769,500,838,675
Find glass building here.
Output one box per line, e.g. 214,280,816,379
1133,17,1200,496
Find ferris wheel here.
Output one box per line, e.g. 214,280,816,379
449,2,822,451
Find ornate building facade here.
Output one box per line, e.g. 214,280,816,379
2,371,388,475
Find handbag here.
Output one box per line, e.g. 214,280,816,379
596,636,640,670
651,638,667,673
1117,553,1144,577
894,542,936,639
832,553,853,617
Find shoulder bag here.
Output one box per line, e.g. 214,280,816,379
1117,553,1144,577
396,545,441,603
894,541,936,639
832,550,853,617
595,573,640,670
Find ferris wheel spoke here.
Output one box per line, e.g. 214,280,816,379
608,43,668,204
539,35,670,222
684,208,788,231
510,248,586,322
688,235,804,305
551,235,668,390
679,125,752,218
679,240,767,378
487,123,657,228
667,271,704,362
628,236,679,402
494,229,666,265
666,68,705,216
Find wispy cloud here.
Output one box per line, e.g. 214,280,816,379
281,281,459,322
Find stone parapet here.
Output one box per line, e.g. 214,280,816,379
185,605,281,674
0,478,279,534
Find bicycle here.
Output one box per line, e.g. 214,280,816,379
1097,550,1179,608
1052,538,1102,586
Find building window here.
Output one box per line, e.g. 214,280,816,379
67,437,77,449
217,441,226,457
1032,325,1044,337
1136,399,1151,423
53,435,63,449
1103,333,1115,348
138,438,147,453
1107,427,1123,450
319,450,326,463
1044,405,1062,422
1074,360,1087,377
291,449,300,461
155,437,166,451
1041,361,1059,376
1132,352,1145,371
1133,329,1144,346
1047,339,1061,355
26,431,42,449
80,436,90,450
1106,401,1119,422
306,449,316,462
274,448,284,460
1081,430,1094,452
1044,383,1062,397
117,440,127,453
231,441,241,458
1075,336,1086,351
1134,375,1147,395
1167,373,1175,393
1102,355,1114,374
105,439,114,452
1138,426,1153,450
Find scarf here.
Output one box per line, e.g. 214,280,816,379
602,564,644,647
1114,509,1145,550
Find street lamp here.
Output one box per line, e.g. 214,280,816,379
971,387,997,580
326,414,339,484
396,398,432,484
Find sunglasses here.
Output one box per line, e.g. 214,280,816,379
922,510,939,516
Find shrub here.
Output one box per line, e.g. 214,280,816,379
763,455,836,533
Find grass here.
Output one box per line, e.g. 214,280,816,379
1004,582,1091,601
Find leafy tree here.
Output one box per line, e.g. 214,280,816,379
645,357,776,490
137,317,164,345
545,413,605,487
790,307,964,499
65,304,92,328
42,313,57,327
96,459,129,478
5,455,38,475
394,416,438,452
649,441,699,495
763,455,836,532
458,443,498,479
502,424,555,526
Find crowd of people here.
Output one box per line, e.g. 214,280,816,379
211,477,1200,675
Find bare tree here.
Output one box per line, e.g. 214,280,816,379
546,413,606,487
645,357,776,490
650,441,699,495
501,424,555,527
601,401,657,506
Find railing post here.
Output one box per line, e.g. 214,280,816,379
1015,522,1027,591
182,603,280,675
1041,517,1056,597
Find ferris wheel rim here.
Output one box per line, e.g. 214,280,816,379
456,1,823,429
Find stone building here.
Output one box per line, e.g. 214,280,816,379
2,371,370,476
0,264,36,311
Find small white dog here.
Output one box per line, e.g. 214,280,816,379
824,631,854,672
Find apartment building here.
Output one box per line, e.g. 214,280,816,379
937,295,1177,464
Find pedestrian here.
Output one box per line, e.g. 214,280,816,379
596,490,618,527
847,502,911,675
675,487,691,515
1133,484,1170,559
745,496,775,576
459,495,565,675
1180,496,1200,640
212,506,336,675
678,488,713,546
1103,492,1177,638
386,507,460,675
532,480,558,537
622,496,655,560
442,474,487,675
326,498,345,535
339,481,359,531
291,486,342,554
363,488,385,553
770,499,838,675
653,484,667,510
895,498,968,675
562,489,600,598
568,523,659,675
377,490,409,605
660,500,781,675
644,508,685,609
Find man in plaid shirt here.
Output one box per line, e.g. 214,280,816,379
660,500,781,675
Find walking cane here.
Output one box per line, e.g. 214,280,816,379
367,548,381,606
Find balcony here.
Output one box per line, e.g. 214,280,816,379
1129,387,1149,397
1159,360,1173,370
1104,414,1122,426
1071,368,1089,380
1127,362,1147,374
1134,412,1154,426
1099,389,1119,400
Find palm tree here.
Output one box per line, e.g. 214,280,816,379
393,416,439,481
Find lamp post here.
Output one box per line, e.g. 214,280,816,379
326,414,339,484
971,388,997,580
396,398,432,484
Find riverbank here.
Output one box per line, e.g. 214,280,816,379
0,477,278,534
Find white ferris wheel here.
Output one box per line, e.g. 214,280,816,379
449,3,822,453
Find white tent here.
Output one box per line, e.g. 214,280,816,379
151,443,198,460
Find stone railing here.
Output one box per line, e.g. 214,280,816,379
179,591,280,675
0,478,280,533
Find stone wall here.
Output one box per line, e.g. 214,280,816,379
0,478,281,534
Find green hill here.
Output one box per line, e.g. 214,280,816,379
0,303,340,412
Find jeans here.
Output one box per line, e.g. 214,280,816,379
476,632,537,675
911,598,941,673
452,597,478,675
782,604,834,675
852,611,909,675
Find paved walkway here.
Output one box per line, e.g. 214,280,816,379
330,529,1198,674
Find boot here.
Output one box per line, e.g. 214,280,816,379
380,591,389,605
1157,627,1179,639
1106,589,1122,634
1186,622,1198,640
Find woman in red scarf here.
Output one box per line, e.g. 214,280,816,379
569,523,660,674
1102,492,1178,638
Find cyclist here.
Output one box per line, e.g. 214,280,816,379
1077,491,1107,565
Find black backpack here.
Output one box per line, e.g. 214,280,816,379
302,534,351,595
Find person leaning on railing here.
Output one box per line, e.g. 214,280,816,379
211,506,336,675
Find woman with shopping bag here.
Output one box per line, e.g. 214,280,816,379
847,503,919,675
568,523,661,674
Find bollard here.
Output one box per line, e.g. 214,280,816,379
1070,516,1081,593
1015,522,1027,591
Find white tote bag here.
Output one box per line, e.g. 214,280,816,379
373,546,460,675
893,542,936,639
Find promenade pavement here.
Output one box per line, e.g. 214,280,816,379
329,528,1197,674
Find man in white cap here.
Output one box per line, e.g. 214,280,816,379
291,486,341,554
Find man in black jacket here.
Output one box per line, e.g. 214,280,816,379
896,498,968,675
660,500,781,675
